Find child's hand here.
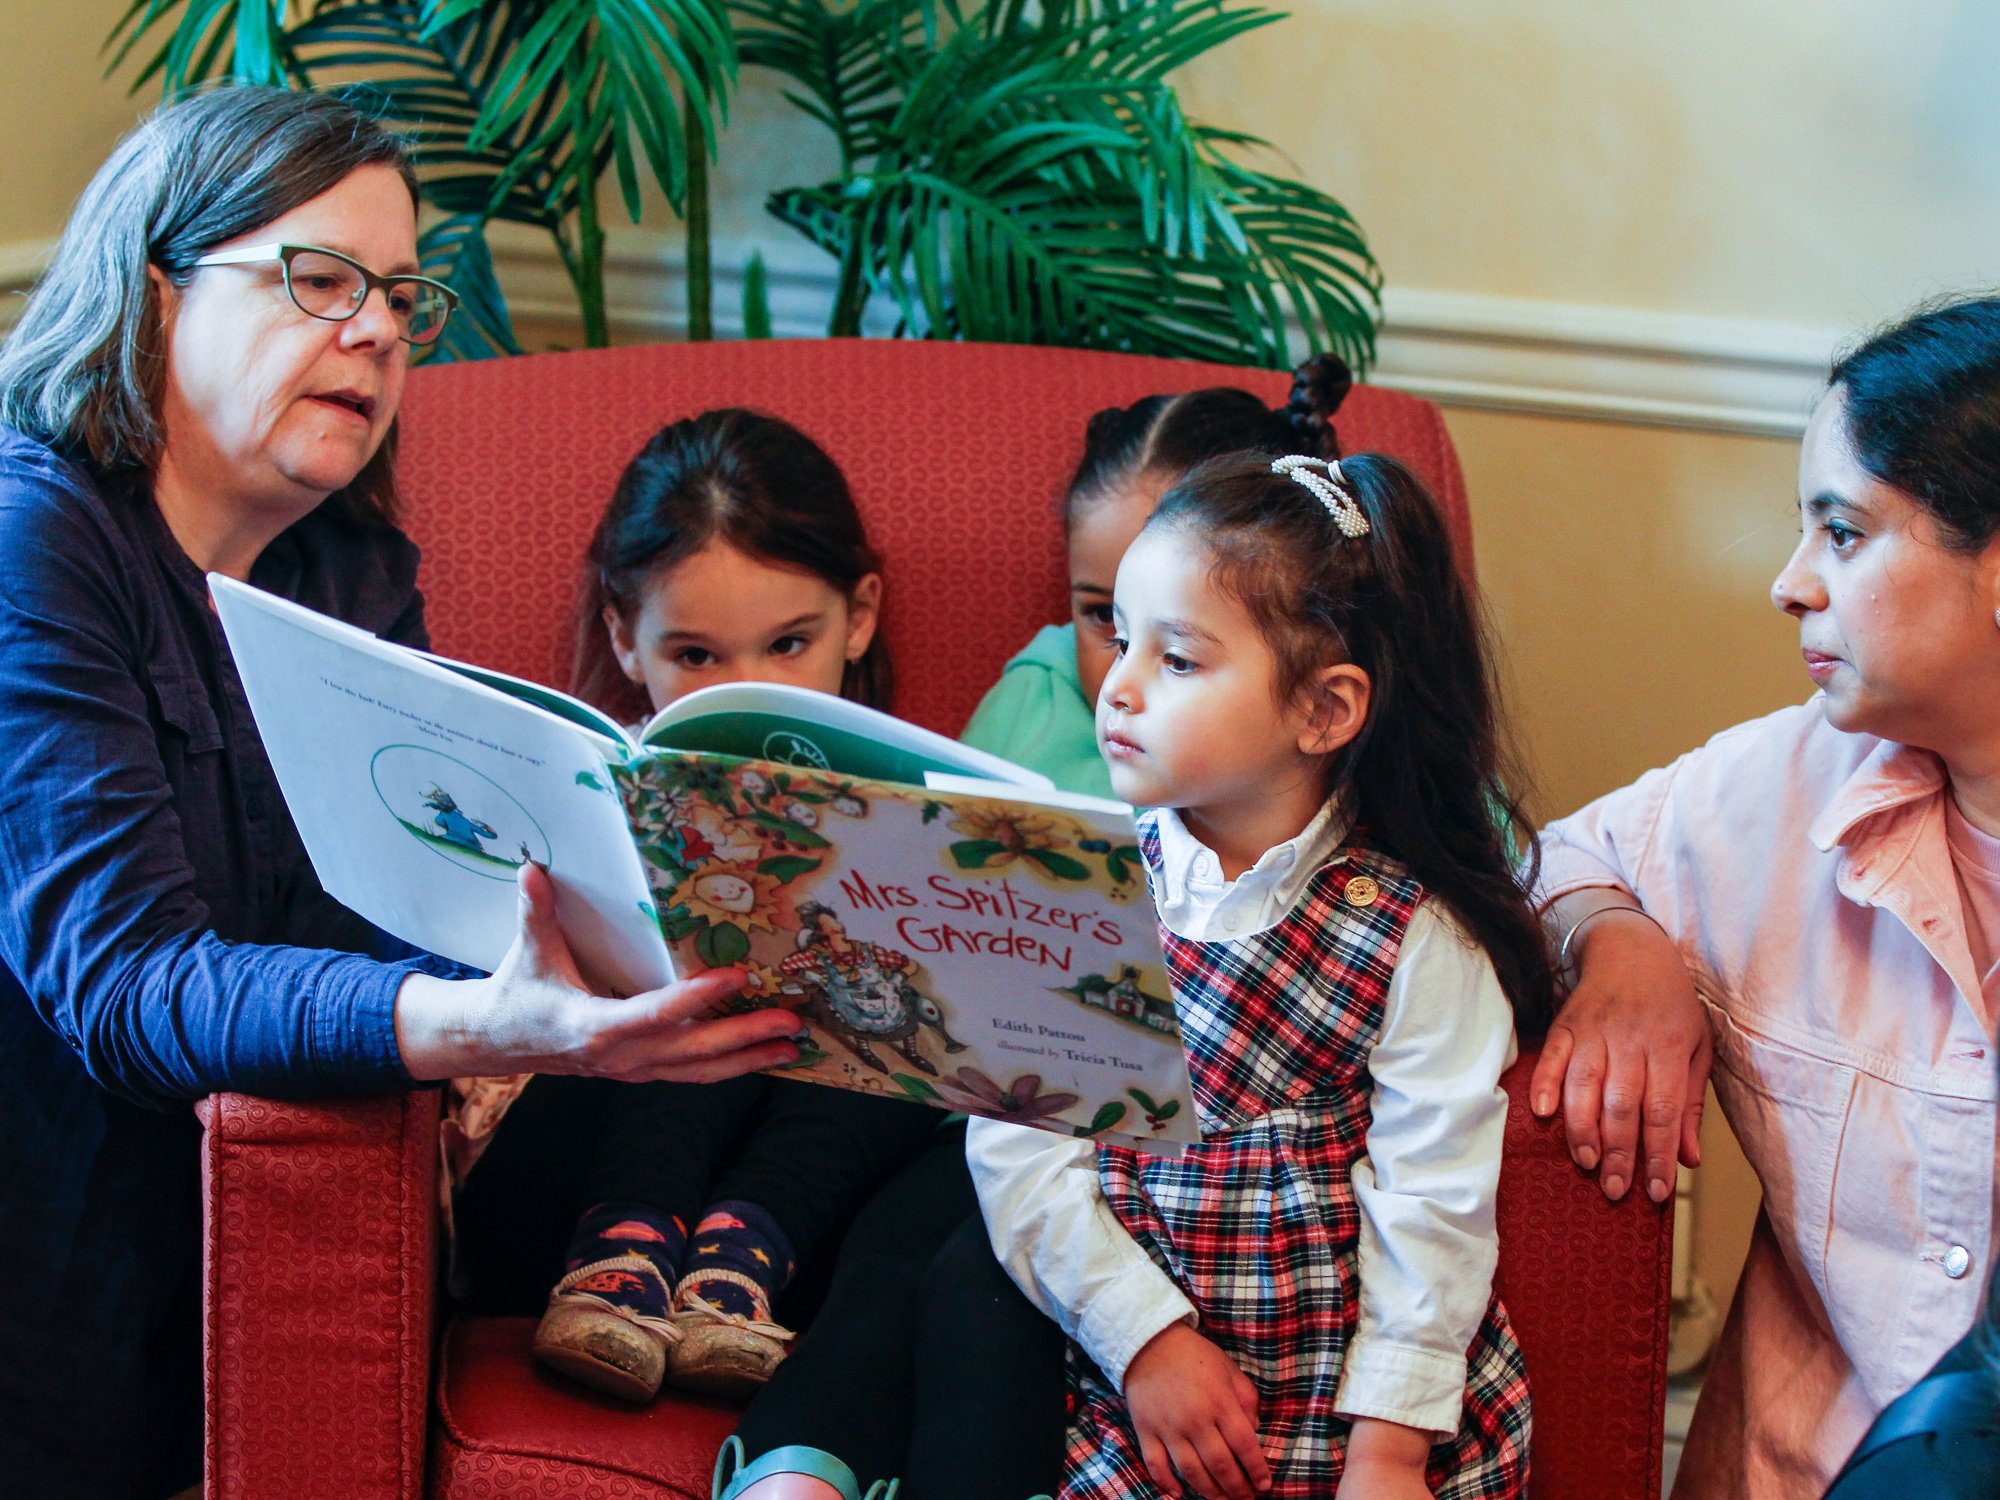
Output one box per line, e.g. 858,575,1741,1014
1333,1417,1435,1500
1123,1323,1270,1499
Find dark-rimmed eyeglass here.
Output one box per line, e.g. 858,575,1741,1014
191,242,459,346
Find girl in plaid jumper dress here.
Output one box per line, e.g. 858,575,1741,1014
970,450,1553,1500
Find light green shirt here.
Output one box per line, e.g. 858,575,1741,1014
959,623,1115,800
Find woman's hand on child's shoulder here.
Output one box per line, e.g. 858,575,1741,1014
1335,1418,1435,1500
1529,896,1712,1205
1123,1322,1271,1500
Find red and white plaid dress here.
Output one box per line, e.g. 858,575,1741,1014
1063,818,1531,1500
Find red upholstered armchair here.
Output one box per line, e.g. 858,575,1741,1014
199,342,1670,1500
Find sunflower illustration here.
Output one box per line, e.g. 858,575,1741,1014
948,806,1063,849
945,806,1095,880
670,860,785,933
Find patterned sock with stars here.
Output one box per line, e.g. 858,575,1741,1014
673,1199,795,1320
558,1200,687,1316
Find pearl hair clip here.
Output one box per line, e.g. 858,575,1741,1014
1272,454,1370,538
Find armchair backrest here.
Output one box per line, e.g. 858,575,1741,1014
395,340,1470,736
393,341,1667,1500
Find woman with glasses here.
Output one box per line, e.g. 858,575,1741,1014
0,87,801,1500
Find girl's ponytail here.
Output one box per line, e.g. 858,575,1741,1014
1146,452,1555,1034
1285,352,1354,460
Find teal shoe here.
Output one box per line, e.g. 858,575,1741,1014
711,1437,899,1500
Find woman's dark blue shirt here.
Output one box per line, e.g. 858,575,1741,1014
0,426,454,1497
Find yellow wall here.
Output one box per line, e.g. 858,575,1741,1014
1452,408,1806,821
0,0,152,250
1177,0,2000,327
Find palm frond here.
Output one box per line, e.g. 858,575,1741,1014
416,210,525,361
754,0,1379,366
733,0,919,169
105,0,300,90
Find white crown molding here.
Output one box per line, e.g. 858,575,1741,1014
1373,288,1841,439
3,222,1843,438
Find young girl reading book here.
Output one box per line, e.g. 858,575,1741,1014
454,409,939,1405
960,355,1352,795
969,451,1552,1500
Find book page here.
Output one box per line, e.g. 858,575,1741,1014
212,578,671,993
640,682,1052,790
613,747,1196,1150
417,653,633,748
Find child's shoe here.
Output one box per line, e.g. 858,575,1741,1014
533,1254,682,1402
667,1201,798,1397
667,1271,797,1396
711,1435,897,1500
533,1200,688,1402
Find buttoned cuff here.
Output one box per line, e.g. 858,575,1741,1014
1076,1254,1198,1392
1332,1341,1468,1440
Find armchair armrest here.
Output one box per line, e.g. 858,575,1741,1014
199,1090,441,1500
1498,1050,1673,1500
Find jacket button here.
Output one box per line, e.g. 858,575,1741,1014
1944,1244,1972,1279
245,796,265,820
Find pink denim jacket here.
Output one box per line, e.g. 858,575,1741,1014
1539,696,1996,1500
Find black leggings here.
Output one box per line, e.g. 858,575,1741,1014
453,1082,1067,1499
454,1073,941,1313
735,1128,1068,1500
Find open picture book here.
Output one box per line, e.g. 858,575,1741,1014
211,575,1194,1153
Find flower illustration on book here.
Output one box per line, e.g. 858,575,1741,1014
898,1067,1080,1123
671,860,785,934
945,807,1094,881
684,803,764,864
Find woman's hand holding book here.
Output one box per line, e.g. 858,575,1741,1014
395,861,802,1083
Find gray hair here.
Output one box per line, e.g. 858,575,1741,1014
0,87,418,522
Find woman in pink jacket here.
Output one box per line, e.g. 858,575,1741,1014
1534,295,2000,1497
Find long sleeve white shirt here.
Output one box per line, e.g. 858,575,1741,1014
967,803,1517,1437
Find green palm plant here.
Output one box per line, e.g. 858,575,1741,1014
105,0,738,356
739,0,1380,369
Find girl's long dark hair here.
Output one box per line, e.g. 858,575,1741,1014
570,409,891,721
1149,452,1553,1032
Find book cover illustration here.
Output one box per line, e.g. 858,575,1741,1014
608,749,1194,1147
